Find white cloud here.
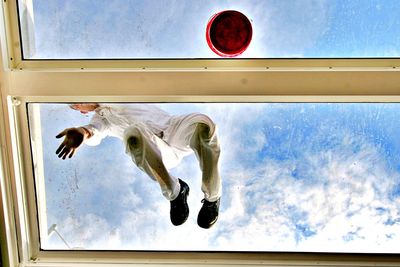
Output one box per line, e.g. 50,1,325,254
231,0,331,57
45,213,116,249
212,128,400,252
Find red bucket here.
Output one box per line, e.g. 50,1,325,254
206,10,253,57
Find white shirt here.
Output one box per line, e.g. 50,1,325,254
83,104,172,146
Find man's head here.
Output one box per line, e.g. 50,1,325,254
69,103,100,114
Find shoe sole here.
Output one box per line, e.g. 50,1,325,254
198,216,218,229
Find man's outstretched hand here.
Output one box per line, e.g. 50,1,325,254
56,127,91,160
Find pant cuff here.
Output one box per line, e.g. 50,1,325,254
166,177,181,201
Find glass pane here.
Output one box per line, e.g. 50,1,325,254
18,0,400,59
28,102,400,252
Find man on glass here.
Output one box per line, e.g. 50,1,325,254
55,103,221,229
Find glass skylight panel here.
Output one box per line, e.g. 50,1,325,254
17,0,400,59
28,102,400,252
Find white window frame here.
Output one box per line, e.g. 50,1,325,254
3,0,400,70
1,0,400,266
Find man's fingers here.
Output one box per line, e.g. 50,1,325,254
63,148,74,160
57,149,65,158
56,143,65,154
56,129,68,139
67,148,76,159
58,147,70,159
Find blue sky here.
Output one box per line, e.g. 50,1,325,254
29,103,400,252
18,0,400,58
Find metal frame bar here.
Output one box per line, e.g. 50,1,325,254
7,96,39,262
10,59,400,72
0,85,19,267
12,95,400,103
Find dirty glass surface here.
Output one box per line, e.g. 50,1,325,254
28,103,400,252
18,0,400,59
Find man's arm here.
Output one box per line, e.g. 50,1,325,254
80,112,110,146
55,127,93,160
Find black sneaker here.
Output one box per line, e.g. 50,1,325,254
197,198,220,229
170,179,190,226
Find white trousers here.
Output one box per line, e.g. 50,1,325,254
123,113,221,202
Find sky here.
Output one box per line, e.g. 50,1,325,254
29,103,400,252
18,0,400,58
